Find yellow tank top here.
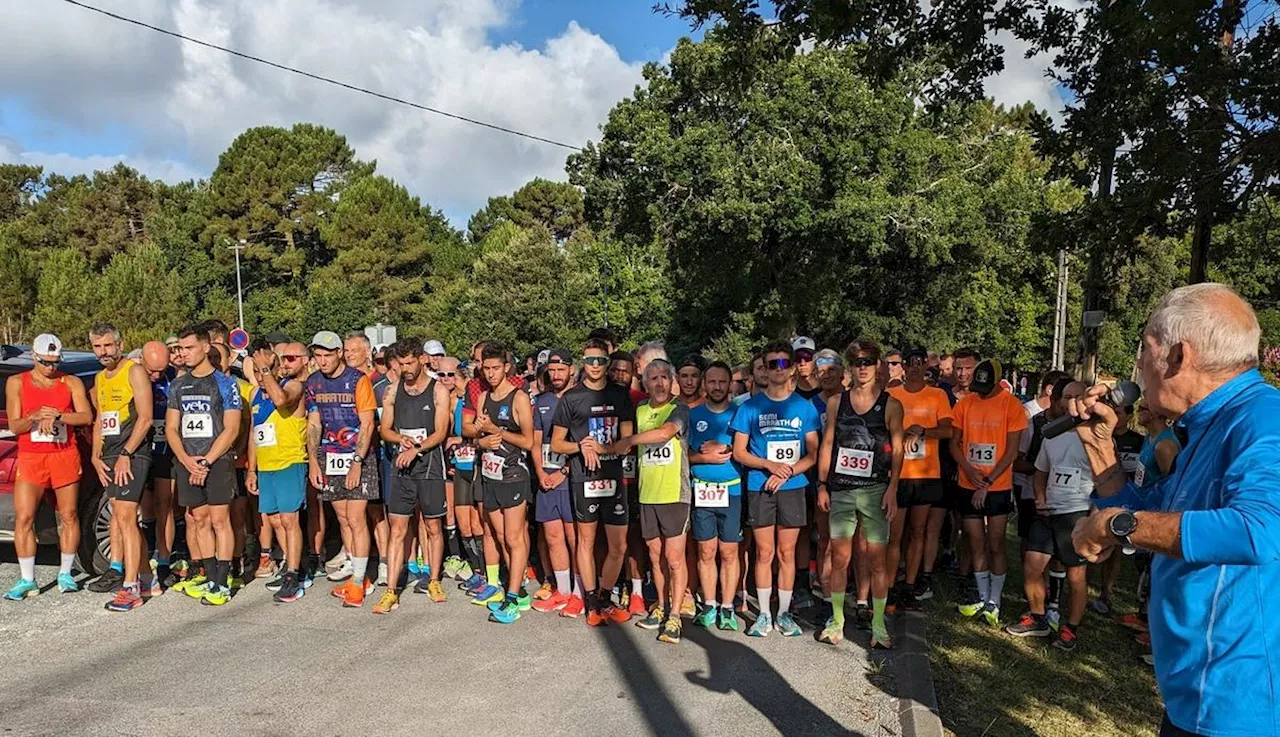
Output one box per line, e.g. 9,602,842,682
96,359,139,455
250,381,308,471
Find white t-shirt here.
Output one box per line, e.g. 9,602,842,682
1033,433,1094,514
1015,399,1046,500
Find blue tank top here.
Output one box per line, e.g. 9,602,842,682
451,398,475,472
1137,427,1180,488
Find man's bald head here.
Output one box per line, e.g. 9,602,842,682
141,341,169,373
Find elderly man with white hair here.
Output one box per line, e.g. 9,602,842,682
1068,283,1280,737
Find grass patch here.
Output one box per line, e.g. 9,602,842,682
923,529,1164,736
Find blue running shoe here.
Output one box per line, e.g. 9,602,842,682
471,584,503,606
776,612,803,637
407,559,421,577
489,598,521,624
57,572,80,593
461,573,486,596
747,613,773,637
3,579,39,601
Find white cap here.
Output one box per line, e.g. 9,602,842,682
423,339,446,356
791,336,817,353
32,334,63,359
536,349,551,366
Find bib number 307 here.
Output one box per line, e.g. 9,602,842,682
694,481,730,508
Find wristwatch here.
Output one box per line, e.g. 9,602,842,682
351,456,364,465
120,448,134,458
1108,509,1138,555
197,458,211,469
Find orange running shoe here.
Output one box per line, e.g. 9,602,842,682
331,581,351,599
585,607,608,627
559,595,585,618
533,581,554,601
1117,613,1148,632
533,590,570,613
603,603,631,624
627,593,647,618
1135,632,1151,647
342,580,367,607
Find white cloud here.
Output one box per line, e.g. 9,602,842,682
982,0,1087,124
0,137,203,184
0,0,645,223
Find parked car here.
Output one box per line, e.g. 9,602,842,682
0,344,113,575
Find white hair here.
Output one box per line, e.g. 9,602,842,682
644,358,676,380
1146,283,1260,373
635,340,669,363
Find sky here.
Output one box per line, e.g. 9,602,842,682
0,0,1070,227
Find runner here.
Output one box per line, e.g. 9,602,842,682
816,339,903,647
882,349,905,389
373,339,451,614
607,348,647,616
792,337,820,399
730,365,751,399
886,347,952,613
278,341,325,581
424,339,446,378
343,331,389,587
3,334,93,600
139,341,178,588
459,340,511,605
164,325,243,606
305,330,380,608
435,356,470,585
549,337,635,626
444,356,486,592
808,349,845,612
530,350,582,615
731,341,822,638
88,324,156,611
688,361,743,632
212,342,255,591
1088,401,1146,615
243,342,309,603
946,347,979,589
676,355,705,408
467,344,535,624
951,357,1027,626
1006,381,1091,650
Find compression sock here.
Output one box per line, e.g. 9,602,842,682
989,573,1006,606
778,589,793,615
141,519,157,559
872,597,887,637
975,571,991,602
351,556,368,584
60,553,75,576
446,526,462,559
486,564,500,585
831,592,846,626
214,559,230,589
555,569,571,594
1048,569,1066,608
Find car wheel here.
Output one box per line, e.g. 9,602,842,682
77,487,111,576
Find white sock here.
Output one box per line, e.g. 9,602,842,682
707,599,718,609
352,556,368,583
757,587,772,616
989,573,1006,606
778,589,793,615
975,571,991,602
60,553,75,575
555,569,571,594
19,556,35,582
631,577,644,598
572,573,584,598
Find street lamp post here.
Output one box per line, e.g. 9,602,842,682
228,239,246,330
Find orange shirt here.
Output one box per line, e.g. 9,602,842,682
952,389,1028,491
888,385,953,480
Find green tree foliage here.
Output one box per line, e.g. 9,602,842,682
467,178,587,243
31,248,96,342
0,164,43,223
92,243,191,345
0,228,37,343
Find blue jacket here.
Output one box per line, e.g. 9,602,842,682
1096,369,1280,736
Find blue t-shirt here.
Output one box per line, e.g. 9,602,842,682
533,391,569,491
729,391,821,492
688,403,741,490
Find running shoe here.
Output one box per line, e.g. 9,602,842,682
3,579,39,601
775,612,803,637
57,572,80,593
637,605,666,630
525,567,539,588
981,602,1001,627
182,576,212,599
1005,613,1051,637
627,593,647,619
747,613,772,637
375,563,389,588
372,590,399,614
585,607,607,627
169,570,198,593
870,629,893,649
331,581,351,598
201,584,231,606
533,590,570,613
1117,613,1148,632
460,573,486,596
443,556,464,580
256,555,275,579
407,558,421,578
1052,625,1079,652
516,593,532,611
679,598,696,618
413,575,432,595
472,584,503,607
327,559,353,582
325,549,348,571
88,569,123,594
453,561,474,583
957,598,985,618
1134,632,1151,647
143,576,163,599
427,580,447,603
1086,597,1112,615
1046,606,1061,632
1140,653,1155,666
854,602,873,630
533,581,554,601
264,570,288,592
273,573,304,603
489,598,521,624
559,595,585,618
818,617,843,645
693,606,717,628
793,586,815,612
105,586,143,612
657,618,682,644
716,608,740,632
341,580,367,607
914,575,934,601
602,602,630,623
228,573,244,591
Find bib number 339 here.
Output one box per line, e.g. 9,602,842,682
834,447,874,477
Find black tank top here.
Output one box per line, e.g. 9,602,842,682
481,388,529,483
829,390,892,491
392,378,446,480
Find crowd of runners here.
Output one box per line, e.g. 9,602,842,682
3,321,1171,651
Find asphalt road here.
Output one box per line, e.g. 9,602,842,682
0,554,906,737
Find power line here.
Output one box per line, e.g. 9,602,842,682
57,0,582,151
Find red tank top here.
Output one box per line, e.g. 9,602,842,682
16,372,76,454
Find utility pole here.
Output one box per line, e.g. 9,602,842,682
228,239,246,330
1052,248,1069,370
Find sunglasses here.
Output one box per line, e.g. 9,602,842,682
582,356,609,367
35,357,62,367
851,357,877,368
437,371,456,378
886,360,903,367
795,351,815,362
766,358,793,371
280,355,305,363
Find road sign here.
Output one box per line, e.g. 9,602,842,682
228,328,250,351
365,323,396,349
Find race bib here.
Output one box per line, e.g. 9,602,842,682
181,413,213,440
1048,467,1082,496
834,447,874,477
482,452,506,481
967,443,996,466
641,440,675,468
583,478,617,498
100,411,122,437
1134,464,1146,486
325,452,354,476
622,454,637,480
400,428,427,444
767,440,801,465
31,421,68,444
694,480,731,508
541,443,565,470
253,423,277,448
904,434,926,461
1119,452,1141,474
453,444,476,465
151,419,167,452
